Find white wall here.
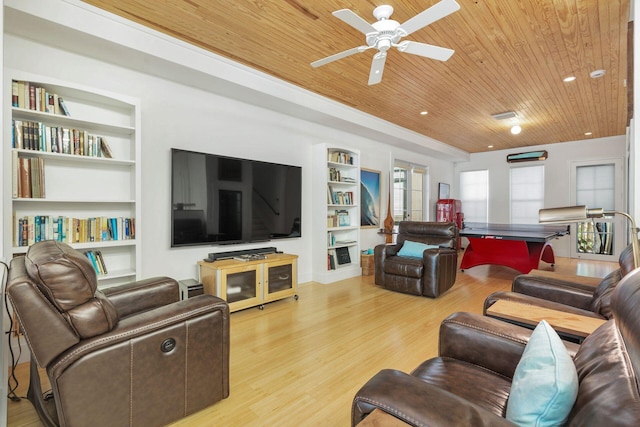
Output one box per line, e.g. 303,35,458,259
454,136,627,256
1,30,455,284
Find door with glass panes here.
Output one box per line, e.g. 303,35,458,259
570,159,624,262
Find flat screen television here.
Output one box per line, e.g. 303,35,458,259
171,149,302,247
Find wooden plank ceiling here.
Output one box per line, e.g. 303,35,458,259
82,0,630,154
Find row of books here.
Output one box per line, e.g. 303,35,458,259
84,250,108,276
12,120,113,158
328,151,354,165
328,167,357,183
327,210,350,228
328,187,355,205
14,215,135,247
12,80,71,116
13,154,45,199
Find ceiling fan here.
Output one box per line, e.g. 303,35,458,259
311,0,460,85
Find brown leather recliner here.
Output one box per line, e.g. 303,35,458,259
483,243,636,322
352,266,640,426
6,240,230,427
374,221,458,298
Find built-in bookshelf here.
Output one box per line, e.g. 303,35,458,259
313,143,361,284
3,71,141,288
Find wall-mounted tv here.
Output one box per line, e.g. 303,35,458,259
171,149,302,247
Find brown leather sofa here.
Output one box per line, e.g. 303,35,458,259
374,221,458,298
6,240,230,427
352,266,640,426
483,244,636,322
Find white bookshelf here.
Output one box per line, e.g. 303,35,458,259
3,70,141,288
313,143,361,283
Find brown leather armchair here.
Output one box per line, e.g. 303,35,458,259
374,221,458,297
6,240,230,427
483,243,636,322
352,266,640,426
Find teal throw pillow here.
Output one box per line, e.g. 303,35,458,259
506,320,578,426
397,240,439,258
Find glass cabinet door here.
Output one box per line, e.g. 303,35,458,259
226,269,258,303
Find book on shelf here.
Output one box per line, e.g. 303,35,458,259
328,151,354,165
15,156,45,199
335,247,351,265
328,167,341,182
11,80,70,116
84,250,107,275
327,249,337,270
58,97,71,116
329,190,354,205
11,120,113,158
13,215,135,247
19,157,31,198
100,137,113,158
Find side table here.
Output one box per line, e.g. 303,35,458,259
361,253,374,276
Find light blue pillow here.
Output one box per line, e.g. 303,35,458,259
397,240,439,258
506,320,578,426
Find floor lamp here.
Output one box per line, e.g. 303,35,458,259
538,205,640,269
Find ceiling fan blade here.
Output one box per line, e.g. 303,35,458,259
311,46,368,68
368,52,387,85
333,9,377,35
397,41,455,61
400,0,461,36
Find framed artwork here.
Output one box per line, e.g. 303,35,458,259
360,168,381,228
438,182,450,199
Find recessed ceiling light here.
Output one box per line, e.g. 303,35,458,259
590,69,606,78
585,132,593,136
510,125,522,135
563,76,576,82
420,111,428,115
488,145,494,148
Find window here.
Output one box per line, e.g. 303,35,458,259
459,170,488,223
393,162,427,222
510,165,544,224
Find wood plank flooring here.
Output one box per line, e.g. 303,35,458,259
6,257,618,426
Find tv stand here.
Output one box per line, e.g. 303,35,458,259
198,253,298,312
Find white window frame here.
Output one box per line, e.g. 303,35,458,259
510,165,545,224
459,169,488,223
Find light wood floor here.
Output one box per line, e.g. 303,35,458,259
7,257,618,427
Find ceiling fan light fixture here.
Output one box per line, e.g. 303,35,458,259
311,0,461,85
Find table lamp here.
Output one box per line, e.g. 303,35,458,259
538,205,639,268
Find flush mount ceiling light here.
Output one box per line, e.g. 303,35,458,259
491,111,517,120
510,125,522,135
590,69,606,78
